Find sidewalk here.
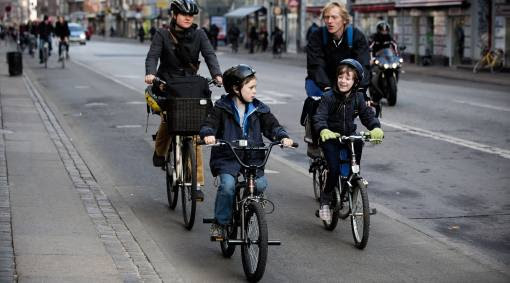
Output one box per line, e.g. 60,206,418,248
0,48,164,282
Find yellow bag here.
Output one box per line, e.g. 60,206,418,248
145,86,162,114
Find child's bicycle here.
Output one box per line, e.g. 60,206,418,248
473,48,504,73
202,139,298,282
314,132,379,249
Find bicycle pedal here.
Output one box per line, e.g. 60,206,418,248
370,208,377,215
210,236,224,242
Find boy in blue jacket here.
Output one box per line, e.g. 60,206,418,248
200,64,294,240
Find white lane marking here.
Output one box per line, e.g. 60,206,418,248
115,75,140,79
72,59,140,92
126,101,146,105
115,125,142,128
264,169,280,174
453,99,510,112
85,102,107,107
0,128,14,134
74,85,90,89
263,90,293,98
382,121,510,160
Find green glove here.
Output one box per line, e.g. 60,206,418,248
320,129,340,142
369,128,384,144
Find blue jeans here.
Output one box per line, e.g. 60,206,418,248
215,174,267,225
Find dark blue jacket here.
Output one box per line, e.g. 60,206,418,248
199,95,289,177
313,89,380,135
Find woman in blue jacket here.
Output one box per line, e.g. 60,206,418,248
200,64,294,240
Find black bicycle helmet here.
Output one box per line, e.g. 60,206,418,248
376,21,390,33
170,0,199,15
223,64,256,95
337,58,364,91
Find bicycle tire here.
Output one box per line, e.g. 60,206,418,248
61,50,66,69
323,186,339,231
44,48,48,69
473,60,484,73
241,201,268,282
350,180,370,249
166,142,178,210
220,222,238,258
181,139,197,230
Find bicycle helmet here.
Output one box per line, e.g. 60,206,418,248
337,58,364,92
170,0,199,15
376,21,390,33
223,64,256,95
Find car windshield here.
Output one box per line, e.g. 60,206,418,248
69,25,83,32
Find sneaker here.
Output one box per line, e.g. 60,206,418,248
152,151,165,167
209,223,224,241
192,188,204,202
319,205,332,224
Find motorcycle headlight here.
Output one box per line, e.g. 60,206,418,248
384,63,389,69
392,63,398,69
399,58,404,63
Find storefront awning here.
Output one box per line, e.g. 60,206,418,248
352,3,396,12
396,0,463,7
224,6,264,18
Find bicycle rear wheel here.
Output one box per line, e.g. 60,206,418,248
181,139,197,230
166,142,178,210
241,201,268,282
350,180,370,249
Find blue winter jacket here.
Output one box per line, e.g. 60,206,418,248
199,95,289,177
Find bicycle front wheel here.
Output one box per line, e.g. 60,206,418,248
350,180,370,249
181,139,197,230
241,202,268,282
166,142,178,210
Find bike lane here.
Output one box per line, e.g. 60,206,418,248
7,43,509,282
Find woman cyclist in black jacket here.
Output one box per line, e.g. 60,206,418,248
144,0,223,200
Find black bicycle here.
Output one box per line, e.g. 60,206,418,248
315,132,379,249
202,139,297,282
150,77,217,230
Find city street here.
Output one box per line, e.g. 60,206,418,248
1,39,509,282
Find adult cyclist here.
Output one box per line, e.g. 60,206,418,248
54,16,70,61
144,0,223,201
38,15,54,64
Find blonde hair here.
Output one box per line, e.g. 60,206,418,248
321,2,351,24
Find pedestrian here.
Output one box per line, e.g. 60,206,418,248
138,25,145,43
209,23,219,50
149,25,156,41
227,25,240,53
455,23,465,64
259,27,268,52
271,26,284,57
200,64,294,240
249,26,258,53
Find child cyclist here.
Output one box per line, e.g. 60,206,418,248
313,59,384,224
200,64,294,240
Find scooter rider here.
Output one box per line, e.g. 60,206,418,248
145,0,223,200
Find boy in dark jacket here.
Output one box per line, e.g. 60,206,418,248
313,59,383,224
200,64,294,239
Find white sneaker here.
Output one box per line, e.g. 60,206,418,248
319,205,332,224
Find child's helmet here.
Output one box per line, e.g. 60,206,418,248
170,0,199,15
223,64,256,94
337,58,364,91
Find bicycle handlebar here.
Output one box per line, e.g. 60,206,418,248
198,139,298,170
340,132,382,143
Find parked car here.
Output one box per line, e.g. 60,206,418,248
68,23,86,45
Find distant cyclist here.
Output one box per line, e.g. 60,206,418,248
54,16,70,61
38,15,54,64
369,21,398,57
144,0,222,200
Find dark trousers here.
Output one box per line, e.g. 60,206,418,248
320,139,363,205
58,41,69,57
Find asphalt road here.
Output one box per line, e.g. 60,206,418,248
22,40,510,281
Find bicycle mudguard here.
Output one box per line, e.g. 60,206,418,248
339,149,350,177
